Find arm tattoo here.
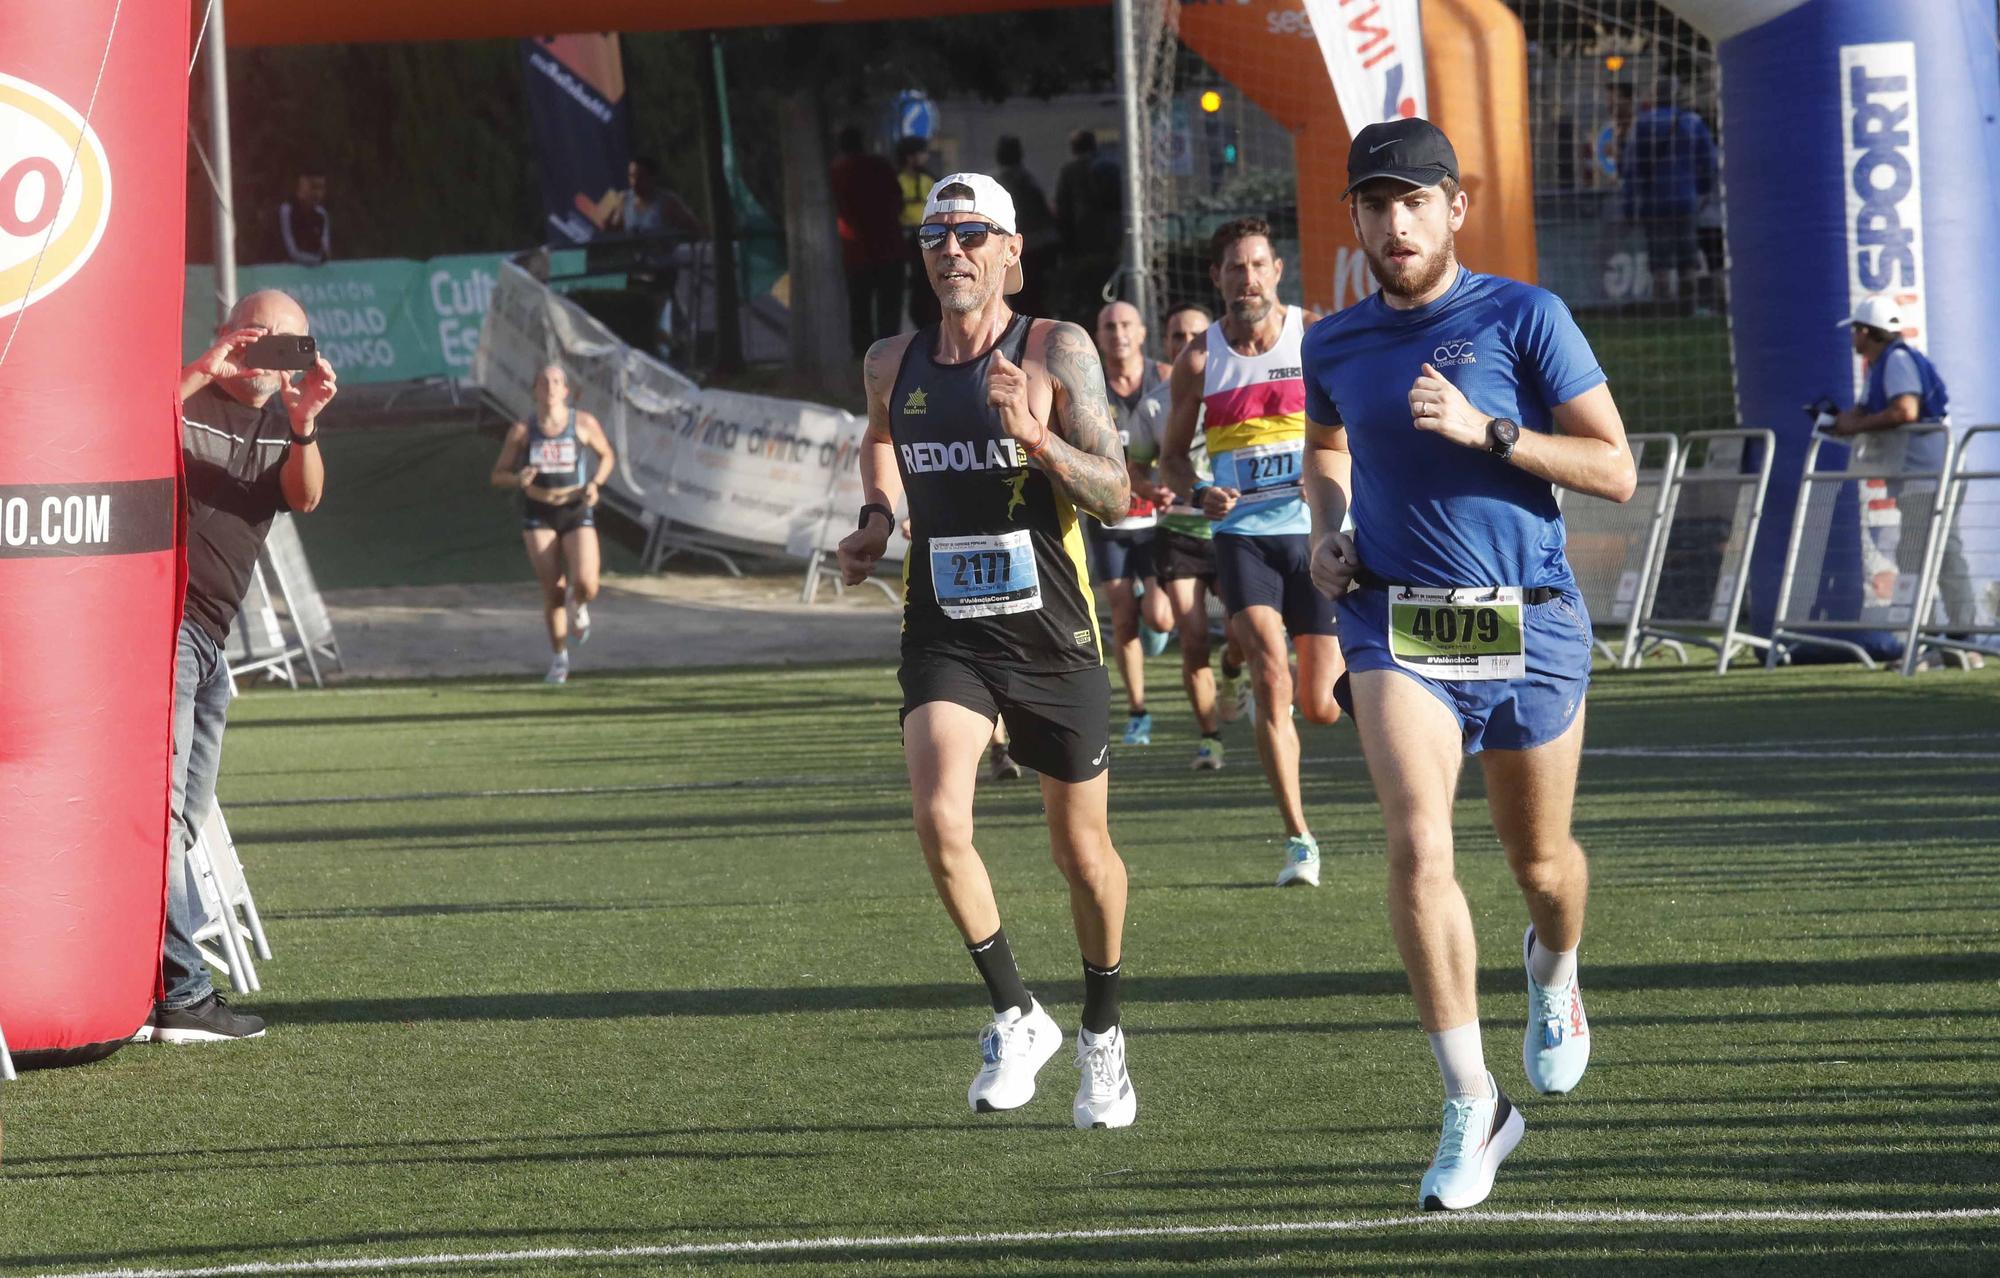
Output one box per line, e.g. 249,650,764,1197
1039,322,1133,524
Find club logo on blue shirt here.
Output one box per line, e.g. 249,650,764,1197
1433,341,1477,367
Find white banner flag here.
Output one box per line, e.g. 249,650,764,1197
1303,0,1427,134
476,262,903,561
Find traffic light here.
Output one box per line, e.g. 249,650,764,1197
1200,89,1222,114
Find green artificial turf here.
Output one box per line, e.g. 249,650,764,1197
3,663,1996,1275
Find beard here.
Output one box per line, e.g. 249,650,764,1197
224,370,286,402
937,274,994,316
1365,231,1455,301
1226,294,1275,325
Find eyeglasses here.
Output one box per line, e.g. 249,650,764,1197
916,221,1005,252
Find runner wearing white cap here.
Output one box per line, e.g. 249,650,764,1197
838,172,1141,1128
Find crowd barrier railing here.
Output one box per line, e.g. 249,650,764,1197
1560,432,1680,667
1906,422,2000,674
1632,429,1777,673
1767,425,1954,670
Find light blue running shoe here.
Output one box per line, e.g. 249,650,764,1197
1522,926,1591,1094
1275,833,1320,887
1139,621,1171,657
1122,712,1153,746
1419,1073,1524,1211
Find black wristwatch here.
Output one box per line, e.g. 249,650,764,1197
289,427,319,446
858,502,894,531
1485,417,1519,461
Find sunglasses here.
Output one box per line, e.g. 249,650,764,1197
916,221,1005,252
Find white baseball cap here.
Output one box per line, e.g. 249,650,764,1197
1840,293,1905,332
922,172,1023,296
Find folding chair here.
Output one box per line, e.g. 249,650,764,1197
187,804,271,993
1,1019,16,1081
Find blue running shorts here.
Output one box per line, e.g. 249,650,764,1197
1333,584,1592,754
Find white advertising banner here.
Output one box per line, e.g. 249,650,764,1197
1303,0,1427,135
476,262,898,560
1840,41,1926,395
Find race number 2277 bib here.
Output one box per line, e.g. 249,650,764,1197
1388,585,1526,681
1230,439,1304,505
930,529,1041,620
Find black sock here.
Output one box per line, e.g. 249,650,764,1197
1130,704,1147,717
1081,960,1122,1034
1221,656,1242,679
1202,729,1223,741
967,928,1032,1015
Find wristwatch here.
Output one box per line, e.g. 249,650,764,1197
858,502,894,530
1486,417,1519,461
288,427,319,446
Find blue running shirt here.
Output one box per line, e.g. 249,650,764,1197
1302,268,1606,591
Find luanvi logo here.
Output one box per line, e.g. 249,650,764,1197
903,388,929,415
0,72,114,320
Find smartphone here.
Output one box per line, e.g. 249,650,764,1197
242,333,319,371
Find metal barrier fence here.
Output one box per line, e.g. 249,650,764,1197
1633,429,1776,673
1560,432,1679,666
263,514,343,685
1908,422,2000,673
224,562,304,687
1768,426,1952,670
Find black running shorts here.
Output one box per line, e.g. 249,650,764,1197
899,652,1111,782
1153,528,1217,586
1213,532,1338,637
523,498,595,535
1083,523,1155,585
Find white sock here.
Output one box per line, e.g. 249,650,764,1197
1529,933,1578,989
1427,1021,1491,1100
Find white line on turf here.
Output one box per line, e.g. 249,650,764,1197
32,1207,2000,1278
237,738,2000,809
1582,747,2000,761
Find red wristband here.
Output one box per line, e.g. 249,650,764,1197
1022,424,1049,457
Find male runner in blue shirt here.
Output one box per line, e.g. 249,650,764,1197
1301,119,1637,1211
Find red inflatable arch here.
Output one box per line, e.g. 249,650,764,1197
0,0,190,1068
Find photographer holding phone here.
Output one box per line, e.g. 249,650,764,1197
151,290,337,1044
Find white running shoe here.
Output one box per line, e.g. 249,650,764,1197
1522,926,1591,1095
1072,1024,1137,1129
571,599,592,645
1275,834,1320,887
1419,1074,1524,1211
967,1000,1062,1113
544,653,570,685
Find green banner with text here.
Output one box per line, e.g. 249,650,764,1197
184,252,588,385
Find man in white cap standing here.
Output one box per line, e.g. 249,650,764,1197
836,174,1140,1128
1832,293,1977,658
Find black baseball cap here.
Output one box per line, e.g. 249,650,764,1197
1342,117,1459,197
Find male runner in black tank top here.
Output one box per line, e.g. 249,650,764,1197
837,173,1140,1129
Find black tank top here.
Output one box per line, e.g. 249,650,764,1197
891,314,1102,671
524,407,589,493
